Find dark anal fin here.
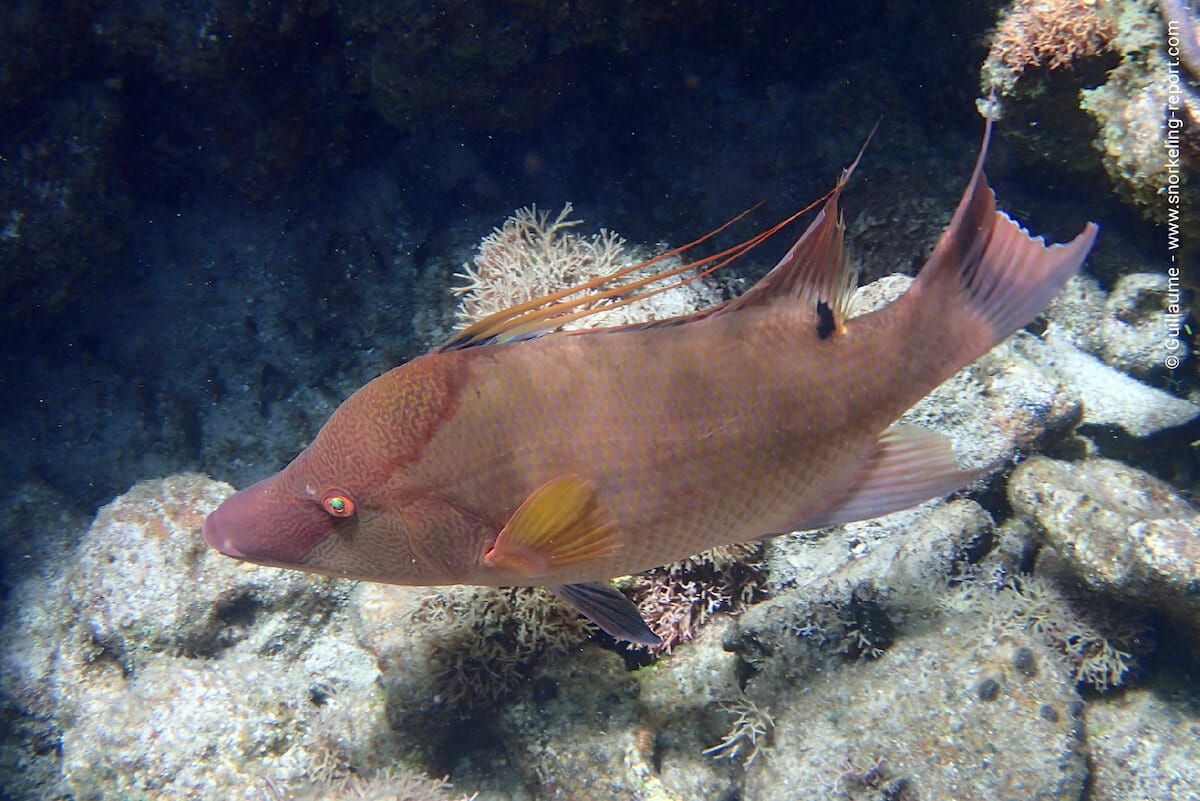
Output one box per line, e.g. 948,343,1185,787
552,582,661,646
791,425,989,532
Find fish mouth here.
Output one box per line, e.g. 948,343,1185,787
203,502,249,559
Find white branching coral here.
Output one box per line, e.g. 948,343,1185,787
703,694,775,765
453,202,721,330
945,573,1138,691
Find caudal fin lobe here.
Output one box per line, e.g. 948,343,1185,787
911,118,1099,375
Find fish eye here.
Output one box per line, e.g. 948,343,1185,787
320,490,357,518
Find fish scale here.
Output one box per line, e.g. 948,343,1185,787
451,316,854,578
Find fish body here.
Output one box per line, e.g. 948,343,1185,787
204,119,1098,643
348,300,942,587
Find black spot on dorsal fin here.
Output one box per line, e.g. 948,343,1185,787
816,300,836,339
713,125,874,325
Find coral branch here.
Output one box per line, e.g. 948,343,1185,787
703,694,775,765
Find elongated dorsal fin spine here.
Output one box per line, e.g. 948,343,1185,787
441,204,764,350
441,194,847,350
440,122,880,351
713,123,879,331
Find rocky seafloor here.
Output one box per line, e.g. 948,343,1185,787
2,223,1198,799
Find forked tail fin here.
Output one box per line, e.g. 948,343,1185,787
909,116,1098,376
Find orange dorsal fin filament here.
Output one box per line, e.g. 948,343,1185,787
440,196,834,350
442,206,757,349
716,121,878,335
483,475,620,578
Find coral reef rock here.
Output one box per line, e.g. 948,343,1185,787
636,617,748,797
729,497,1092,799
494,644,667,801
1009,456,1200,625
1088,688,1200,801
740,594,1087,801
0,473,467,801
350,581,591,737
982,0,1199,228
764,499,995,607
1011,334,1197,440
1100,272,1191,381
1045,272,1192,386
1079,0,1200,226
65,474,345,663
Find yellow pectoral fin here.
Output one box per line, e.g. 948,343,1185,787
484,475,620,578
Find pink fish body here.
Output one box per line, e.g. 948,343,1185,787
205,119,1097,643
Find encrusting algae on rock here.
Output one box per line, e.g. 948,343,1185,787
980,0,1200,230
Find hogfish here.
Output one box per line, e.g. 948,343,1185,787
204,117,1097,645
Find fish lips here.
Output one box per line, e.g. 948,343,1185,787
203,478,337,567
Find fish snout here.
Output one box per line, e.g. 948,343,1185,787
203,478,336,567
203,499,249,559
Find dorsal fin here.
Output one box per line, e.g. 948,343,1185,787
440,198,836,351
714,121,878,335
440,207,753,350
